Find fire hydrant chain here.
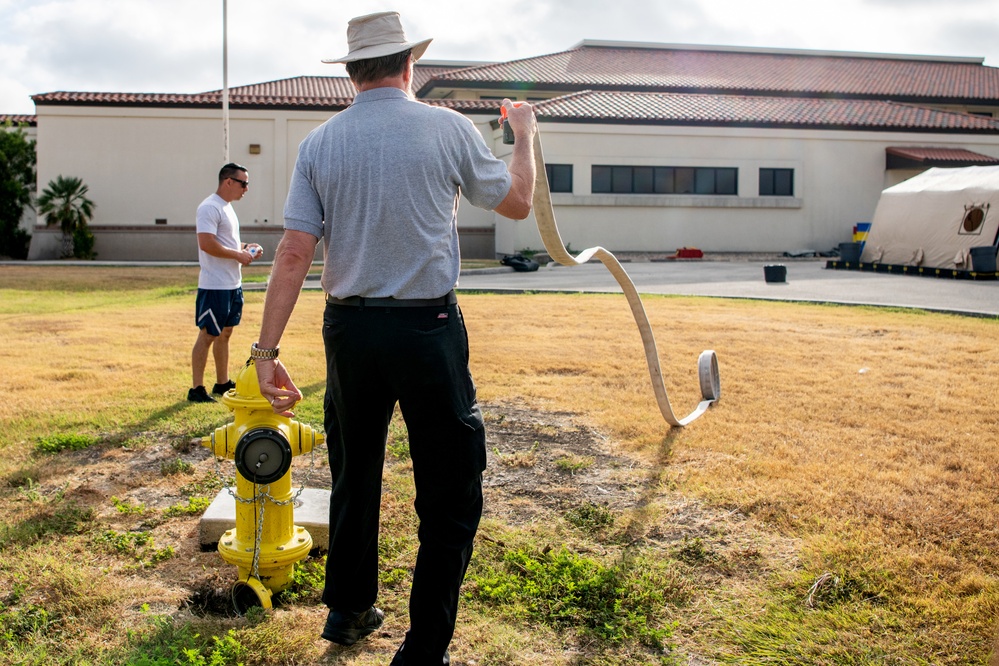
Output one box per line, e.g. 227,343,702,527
209,445,319,582
252,491,264,581
210,441,319,507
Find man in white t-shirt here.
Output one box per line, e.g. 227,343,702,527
188,163,262,403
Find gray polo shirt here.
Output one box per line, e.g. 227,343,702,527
284,87,512,299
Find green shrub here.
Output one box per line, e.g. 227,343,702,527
72,224,96,259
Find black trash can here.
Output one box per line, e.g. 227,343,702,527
970,246,997,273
839,242,862,264
764,264,787,283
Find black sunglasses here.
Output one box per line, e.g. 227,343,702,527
229,177,249,188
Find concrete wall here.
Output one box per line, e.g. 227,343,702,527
492,122,999,256
29,105,498,260
27,103,999,260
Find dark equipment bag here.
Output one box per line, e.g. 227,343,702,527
500,254,540,272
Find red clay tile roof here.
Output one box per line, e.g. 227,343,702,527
886,146,999,164
31,83,508,114
428,44,999,102
31,63,470,110
28,43,999,134
0,114,36,126
32,78,356,110
531,90,999,133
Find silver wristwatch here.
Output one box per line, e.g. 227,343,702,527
250,342,279,360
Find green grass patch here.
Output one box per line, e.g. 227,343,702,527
281,556,327,604
386,412,410,461
467,545,683,650
564,501,616,533
121,616,248,666
34,433,99,454
0,601,54,649
0,502,94,550
553,454,595,473
163,497,211,518
111,496,147,515
94,530,175,567
161,457,196,476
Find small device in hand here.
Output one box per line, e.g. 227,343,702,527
500,102,523,145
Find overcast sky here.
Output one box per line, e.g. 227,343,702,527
3,0,999,115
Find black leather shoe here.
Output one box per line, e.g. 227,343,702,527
390,640,450,665
187,386,215,403
320,606,384,646
212,379,236,395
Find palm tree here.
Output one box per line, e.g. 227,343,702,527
37,175,96,258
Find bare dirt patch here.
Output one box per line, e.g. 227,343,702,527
481,403,651,525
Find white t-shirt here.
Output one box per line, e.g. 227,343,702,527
196,193,242,289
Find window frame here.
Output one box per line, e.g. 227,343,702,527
759,168,794,197
591,165,738,195
545,164,573,193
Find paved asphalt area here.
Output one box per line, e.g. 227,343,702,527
451,259,999,318
17,257,991,317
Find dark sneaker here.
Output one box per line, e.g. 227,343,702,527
187,386,215,403
390,640,450,665
212,379,236,396
321,606,384,646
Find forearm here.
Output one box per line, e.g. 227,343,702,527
508,138,537,210
257,230,317,349
494,99,538,220
198,233,241,260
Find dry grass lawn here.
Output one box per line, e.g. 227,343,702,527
1,264,998,665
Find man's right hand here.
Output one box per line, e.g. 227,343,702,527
501,98,537,143
255,358,303,416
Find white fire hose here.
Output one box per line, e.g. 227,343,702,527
527,129,721,427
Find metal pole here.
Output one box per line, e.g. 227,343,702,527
223,0,230,163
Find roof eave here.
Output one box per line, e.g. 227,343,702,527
419,79,999,105
32,99,352,112
533,115,999,134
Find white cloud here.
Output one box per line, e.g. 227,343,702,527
2,0,998,115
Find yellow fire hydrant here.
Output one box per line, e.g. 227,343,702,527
201,359,323,612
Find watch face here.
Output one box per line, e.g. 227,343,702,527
235,428,293,484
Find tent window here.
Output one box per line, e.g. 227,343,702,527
961,205,988,234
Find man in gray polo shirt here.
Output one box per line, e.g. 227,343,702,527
251,11,537,666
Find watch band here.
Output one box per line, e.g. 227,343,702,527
250,342,279,360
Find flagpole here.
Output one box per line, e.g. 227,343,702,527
222,0,230,163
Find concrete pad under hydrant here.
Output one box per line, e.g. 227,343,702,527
198,487,330,552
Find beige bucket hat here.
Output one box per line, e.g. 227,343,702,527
322,11,432,64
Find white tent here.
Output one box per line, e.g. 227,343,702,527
861,165,999,270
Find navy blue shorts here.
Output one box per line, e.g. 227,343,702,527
195,288,243,336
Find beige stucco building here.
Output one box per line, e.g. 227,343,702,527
19,41,999,260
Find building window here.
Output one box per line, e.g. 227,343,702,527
546,164,573,193
592,165,737,195
760,168,794,196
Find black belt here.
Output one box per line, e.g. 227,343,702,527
326,290,457,308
